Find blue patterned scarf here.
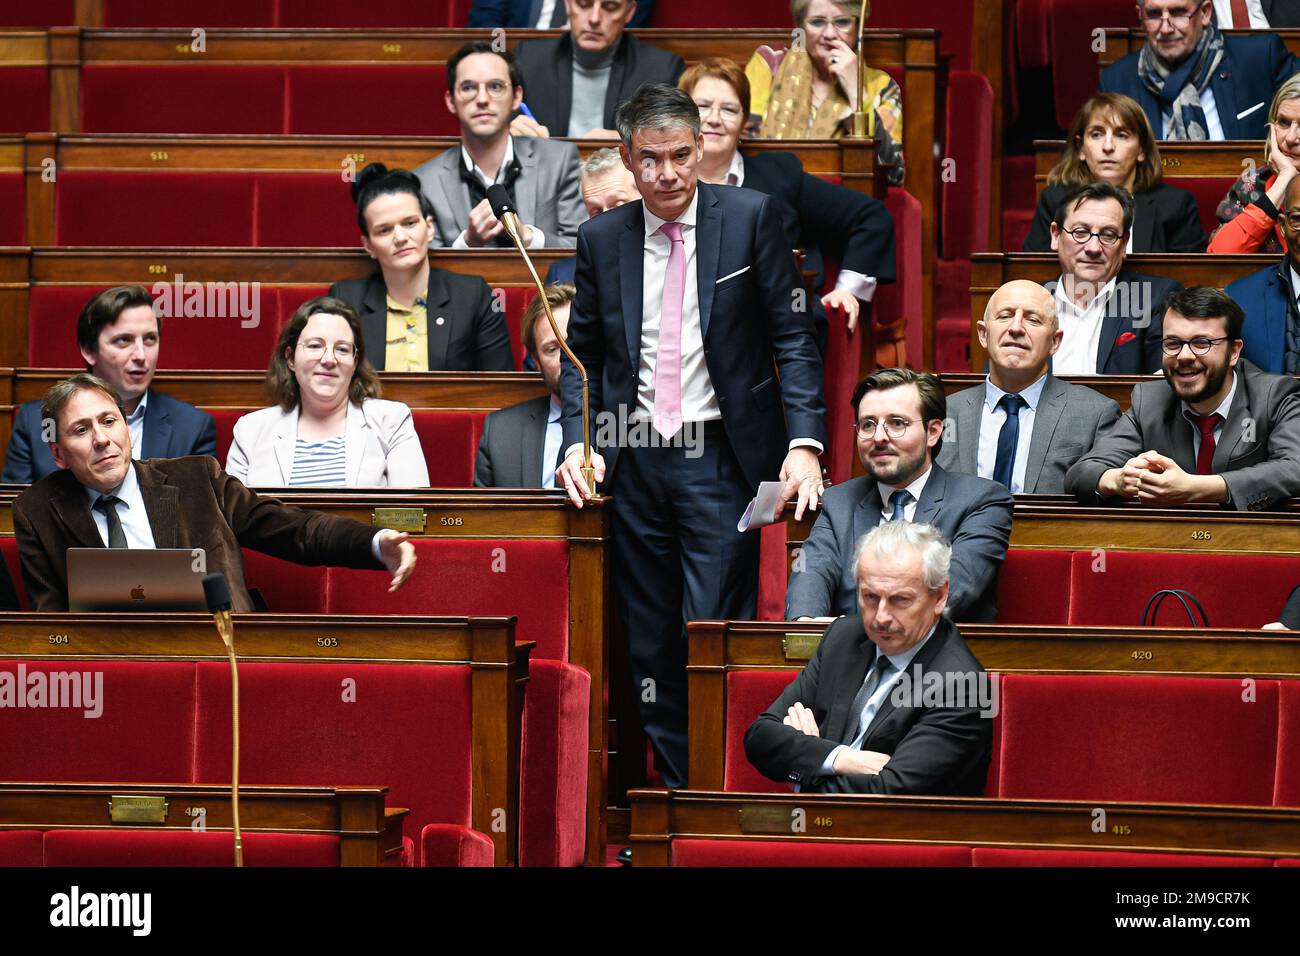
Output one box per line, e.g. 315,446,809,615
1137,22,1225,140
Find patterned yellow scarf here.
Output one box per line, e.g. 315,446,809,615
760,48,870,140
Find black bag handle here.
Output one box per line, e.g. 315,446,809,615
1141,588,1209,628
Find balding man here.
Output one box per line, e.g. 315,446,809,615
937,280,1121,493
747,520,993,796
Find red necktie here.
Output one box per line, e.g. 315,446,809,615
1229,0,1251,28
1190,412,1223,475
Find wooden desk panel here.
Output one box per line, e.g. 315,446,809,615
0,783,405,866
629,789,1300,865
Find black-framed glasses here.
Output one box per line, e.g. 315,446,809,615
1161,335,1230,356
1064,226,1124,247
855,416,920,439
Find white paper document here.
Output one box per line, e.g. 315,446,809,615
737,481,787,532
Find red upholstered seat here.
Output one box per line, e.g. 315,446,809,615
1015,0,1052,68
193,661,474,861
672,839,972,866
1165,177,1232,240
651,0,789,27
724,669,800,793
500,287,535,369
0,0,74,25
278,285,334,324
0,172,23,244
998,549,1072,625
942,72,993,260
0,661,198,784
1048,0,1136,128
254,173,362,247
81,66,287,135
207,409,241,466
280,0,457,27
327,538,570,659
756,522,787,621
0,831,42,866
997,674,1280,805
56,172,257,246
240,548,329,613
870,0,973,70
875,187,923,368
0,535,30,610
1278,858,1300,866
0,67,49,134
43,830,340,866
1066,551,1299,628
972,847,1274,867
28,286,104,365
934,261,972,372
419,823,495,867
518,659,590,866
287,66,456,136
102,0,276,26
1275,680,1300,807
410,410,485,487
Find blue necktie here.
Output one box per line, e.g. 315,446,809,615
992,393,1027,490
888,489,911,522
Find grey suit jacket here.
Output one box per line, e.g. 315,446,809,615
936,375,1122,494
785,463,1014,623
413,136,585,248
473,395,554,488
1064,359,1300,511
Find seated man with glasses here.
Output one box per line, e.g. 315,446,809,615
1100,0,1298,141
414,42,584,248
1066,286,1300,511
1225,174,1300,372
1044,182,1181,375
786,368,1013,624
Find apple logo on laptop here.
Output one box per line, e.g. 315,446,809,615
131,585,145,600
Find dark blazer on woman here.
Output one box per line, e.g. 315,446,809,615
1024,182,1207,254
328,269,514,372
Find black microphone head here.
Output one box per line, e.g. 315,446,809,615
203,572,233,613
486,184,516,219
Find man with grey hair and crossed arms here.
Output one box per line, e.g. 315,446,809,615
746,520,993,795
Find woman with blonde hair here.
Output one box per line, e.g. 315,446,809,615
1207,73,1300,254
744,0,903,184
1024,91,1205,252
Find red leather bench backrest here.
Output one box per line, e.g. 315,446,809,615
81,65,288,135
57,171,258,245
972,847,1275,867
0,535,30,610
286,66,456,136
673,839,973,866
102,0,276,27
0,831,42,867
724,668,800,792
411,410,486,487
43,830,339,867
1165,176,1233,240
0,172,23,244
0,68,49,134
1275,680,1300,808
239,548,330,613
998,549,1073,625
0,0,74,25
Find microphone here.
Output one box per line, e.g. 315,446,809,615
203,572,243,868
849,0,870,138
486,184,600,497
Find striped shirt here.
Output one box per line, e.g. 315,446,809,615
289,434,347,487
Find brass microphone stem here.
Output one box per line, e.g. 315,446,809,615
849,0,870,139
216,611,243,868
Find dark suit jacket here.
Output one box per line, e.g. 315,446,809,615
1,390,216,485
1100,33,1300,140
1225,257,1297,373
1042,268,1181,374
545,256,576,285
12,456,384,612
1064,358,1300,510
560,183,827,489
936,374,1122,494
473,395,555,488
513,33,685,135
1024,182,1207,253
328,269,514,372
467,0,654,27
744,615,992,795
785,463,1014,622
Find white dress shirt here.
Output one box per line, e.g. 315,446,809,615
85,461,157,549
542,396,562,489
534,0,563,27
1181,367,1238,461
126,391,147,461
453,137,545,249
1162,86,1225,139
877,464,932,523
1213,0,1269,28
1053,275,1117,375
816,623,938,777
976,373,1048,493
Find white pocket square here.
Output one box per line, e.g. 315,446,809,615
716,266,751,285
1237,102,1265,120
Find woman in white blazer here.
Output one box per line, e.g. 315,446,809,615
227,296,429,488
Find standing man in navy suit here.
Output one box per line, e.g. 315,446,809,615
1100,1,1298,140
2,286,216,484
556,84,827,788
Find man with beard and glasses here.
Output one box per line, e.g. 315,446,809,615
785,368,1013,624
1066,286,1300,510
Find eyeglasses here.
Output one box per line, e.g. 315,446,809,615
694,100,743,121
299,340,357,361
804,15,857,34
1160,335,1230,356
1063,226,1124,247
454,79,512,101
1139,3,1204,26
855,416,919,439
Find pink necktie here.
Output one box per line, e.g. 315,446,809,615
654,221,685,439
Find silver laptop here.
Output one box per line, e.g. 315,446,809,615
67,548,209,612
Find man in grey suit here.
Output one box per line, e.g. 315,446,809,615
1065,286,1300,511
414,42,585,249
938,280,1121,493
786,368,1013,623
474,283,574,488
